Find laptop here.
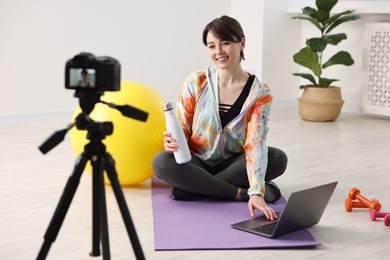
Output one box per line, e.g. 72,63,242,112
231,181,337,238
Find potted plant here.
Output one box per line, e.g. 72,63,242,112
292,0,361,121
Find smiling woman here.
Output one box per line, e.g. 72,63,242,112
152,15,288,221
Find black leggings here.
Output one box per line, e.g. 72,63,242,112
152,147,288,200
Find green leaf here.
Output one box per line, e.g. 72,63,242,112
307,38,328,52
306,34,346,52
301,6,329,23
292,16,322,31
323,33,347,45
310,10,330,23
316,0,338,13
302,7,317,17
323,10,354,27
318,77,339,88
325,14,361,33
293,73,318,86
322,51,354,68
293,47,322,76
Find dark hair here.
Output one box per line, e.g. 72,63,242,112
202,15,245,60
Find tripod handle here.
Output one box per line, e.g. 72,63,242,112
38,123,74,154
101,101,148,122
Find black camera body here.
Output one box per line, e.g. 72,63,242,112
65,52,120,92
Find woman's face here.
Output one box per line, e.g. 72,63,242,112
206,31,244,70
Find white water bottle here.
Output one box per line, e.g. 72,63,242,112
163,102,192,164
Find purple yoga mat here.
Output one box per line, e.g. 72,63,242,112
151,177,320,250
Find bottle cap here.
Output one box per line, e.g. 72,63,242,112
163,102,174,111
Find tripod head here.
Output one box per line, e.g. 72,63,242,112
38,90,148,154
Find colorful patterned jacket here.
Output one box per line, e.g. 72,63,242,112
176,66,272,197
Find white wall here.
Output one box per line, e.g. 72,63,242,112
230,0,264,78
0,0,229,117
262,1,302,107
2,0,389,117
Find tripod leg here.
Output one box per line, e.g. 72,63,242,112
104,153,145,260
98,155,111,260
90,156,111,259
99,174,111,260
37,154,88,260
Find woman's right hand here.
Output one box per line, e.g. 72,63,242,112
248,195,277,220
163,131,178,153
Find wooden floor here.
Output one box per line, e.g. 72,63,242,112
1,108,389,259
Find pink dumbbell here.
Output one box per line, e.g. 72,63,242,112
370,210,390,226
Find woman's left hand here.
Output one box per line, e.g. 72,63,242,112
248,195,277,220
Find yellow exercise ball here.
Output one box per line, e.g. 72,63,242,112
69,81,165,185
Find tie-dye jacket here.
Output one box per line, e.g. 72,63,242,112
176,66,272,197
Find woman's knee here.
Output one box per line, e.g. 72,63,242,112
267,147,288,179
152,151,176,179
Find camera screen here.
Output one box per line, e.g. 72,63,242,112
69,68,96,88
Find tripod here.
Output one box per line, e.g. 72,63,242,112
37,112,146,259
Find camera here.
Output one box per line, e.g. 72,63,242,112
65,52,120,92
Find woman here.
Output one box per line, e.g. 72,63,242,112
152,15,287,220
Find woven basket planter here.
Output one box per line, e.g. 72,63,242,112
298,86,344,122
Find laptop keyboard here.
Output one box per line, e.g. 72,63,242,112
251,221,278,235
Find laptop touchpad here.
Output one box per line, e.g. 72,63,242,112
234,212,281,229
